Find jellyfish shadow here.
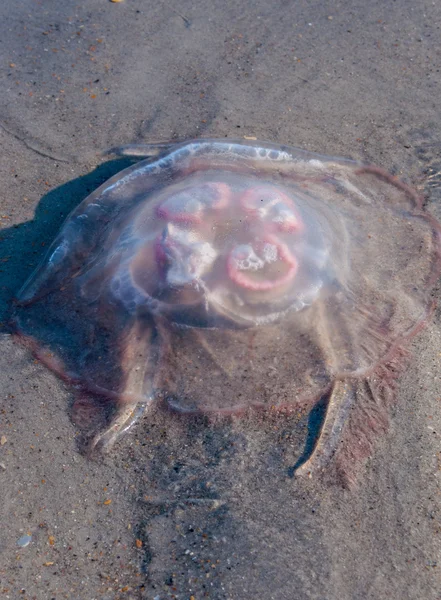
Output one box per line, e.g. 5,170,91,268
2,161,334,465
0,157,138,331
287,394,328,477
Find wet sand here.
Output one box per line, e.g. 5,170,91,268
0,1,440,598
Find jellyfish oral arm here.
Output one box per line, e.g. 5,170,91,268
87,318,157,453
295,380,356,481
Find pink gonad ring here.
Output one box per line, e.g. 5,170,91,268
240,185,302,233
227,236,297,292
156,182,231,225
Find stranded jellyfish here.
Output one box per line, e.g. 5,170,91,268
14,139,441,484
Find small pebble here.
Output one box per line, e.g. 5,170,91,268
17,535,32,548
0,435,7,445
0,463,5,470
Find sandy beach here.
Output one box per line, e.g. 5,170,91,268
1,1,441,598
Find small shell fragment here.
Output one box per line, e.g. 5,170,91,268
17,535,32,548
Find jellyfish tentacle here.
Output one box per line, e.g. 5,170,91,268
295,379,356,479
104,143,176,158
192,329,233,378
88,317,157,453
88,397,152,454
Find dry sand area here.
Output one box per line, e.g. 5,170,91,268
1,1,441,599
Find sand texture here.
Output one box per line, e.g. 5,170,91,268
0,1,441,599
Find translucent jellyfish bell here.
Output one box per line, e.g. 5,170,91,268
14,139,441,485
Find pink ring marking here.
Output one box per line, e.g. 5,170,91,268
240,186,302,233
208,182,231,210
227,234,298,292
156,182,232,225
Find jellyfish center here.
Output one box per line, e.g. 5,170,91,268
113,172,328,326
